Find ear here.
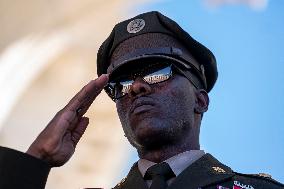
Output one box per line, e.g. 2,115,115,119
194,89,209,114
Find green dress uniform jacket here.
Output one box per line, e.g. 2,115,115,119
0,146,283,189
0,146,50,189
114,154,284,189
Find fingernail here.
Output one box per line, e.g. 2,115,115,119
95,74,108,81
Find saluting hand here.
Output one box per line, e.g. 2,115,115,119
26,74,109,167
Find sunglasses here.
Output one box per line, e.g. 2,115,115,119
105,61,199,101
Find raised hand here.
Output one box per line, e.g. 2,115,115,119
26,74,109,167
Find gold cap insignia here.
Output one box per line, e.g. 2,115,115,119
127,19,145,34
212,166,226,173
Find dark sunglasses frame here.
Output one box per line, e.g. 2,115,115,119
104,60,200,101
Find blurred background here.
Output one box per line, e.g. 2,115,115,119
0,0,283,188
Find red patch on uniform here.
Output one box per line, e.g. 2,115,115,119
233,185,241,189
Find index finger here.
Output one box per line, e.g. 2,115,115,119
64,74,109,112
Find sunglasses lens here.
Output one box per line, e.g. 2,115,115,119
143,66,172,84
107,63,172,100
117,80,133,97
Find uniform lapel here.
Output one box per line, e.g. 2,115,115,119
168,153,235,189
118,162,148,189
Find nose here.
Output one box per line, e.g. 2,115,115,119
128,77,152,98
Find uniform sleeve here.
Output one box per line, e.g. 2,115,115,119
0,146,51,189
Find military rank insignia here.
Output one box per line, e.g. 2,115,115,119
233,181,254,189
212,166,226,173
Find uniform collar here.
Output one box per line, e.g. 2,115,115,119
138,150,205,177
117,153,235,189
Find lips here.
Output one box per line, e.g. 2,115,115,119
130,98,155,114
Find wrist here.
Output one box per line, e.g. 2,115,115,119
26,146,45,160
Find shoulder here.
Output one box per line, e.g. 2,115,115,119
233,171,284,189
205,154,284,189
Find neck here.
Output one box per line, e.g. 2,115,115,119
137,138,200,163
138,115,202,163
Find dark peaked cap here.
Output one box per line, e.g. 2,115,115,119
97,11,218,92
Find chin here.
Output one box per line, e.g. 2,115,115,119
134,124,175,150
136,136,174,152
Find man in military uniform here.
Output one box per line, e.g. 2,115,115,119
0,11,283,189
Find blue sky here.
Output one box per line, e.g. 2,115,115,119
124,0,284,183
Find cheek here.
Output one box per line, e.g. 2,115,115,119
116,101,128,122
116,99,133,132
159,80,196,113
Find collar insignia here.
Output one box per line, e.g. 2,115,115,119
127,18,145,34
212,166,226,173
